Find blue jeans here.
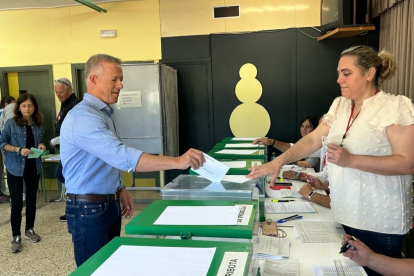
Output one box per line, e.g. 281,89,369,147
343,225,404,276
66,197,121,267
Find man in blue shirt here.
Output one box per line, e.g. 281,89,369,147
60,54,205,267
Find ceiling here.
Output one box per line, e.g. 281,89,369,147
0,0,138,11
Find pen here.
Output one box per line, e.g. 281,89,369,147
339,236,356,254
277,215,302,223
271,200,294,202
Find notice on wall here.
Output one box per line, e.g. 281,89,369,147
119,91,142,108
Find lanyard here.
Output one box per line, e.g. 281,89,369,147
340,89,378,146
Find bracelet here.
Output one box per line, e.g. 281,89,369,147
272,139,276,146
18,147,23,154
13,146,17,153
308,191,315,200
294,171,301,179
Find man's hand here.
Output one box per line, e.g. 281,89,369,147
119,188,134,218
176,148,205,170
326,143,354,167
252,137,271,146
247,160,282,184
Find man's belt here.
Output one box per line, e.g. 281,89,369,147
67,190,121,202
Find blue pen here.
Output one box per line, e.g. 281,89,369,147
255,183,263,194
277,215,303,223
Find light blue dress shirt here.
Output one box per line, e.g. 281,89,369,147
61,93,143,195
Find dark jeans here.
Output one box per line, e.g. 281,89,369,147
7,168,40,237
343,225,405,276
66,197,121,267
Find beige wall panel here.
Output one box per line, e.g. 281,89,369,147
160,0,321,37
160,0,226,37
0,0,161,67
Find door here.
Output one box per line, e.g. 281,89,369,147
18,71,56,152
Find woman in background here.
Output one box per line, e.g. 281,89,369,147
0,93,46,253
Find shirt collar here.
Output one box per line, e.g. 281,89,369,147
83,93,114,115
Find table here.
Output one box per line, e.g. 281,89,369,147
40,154,63,202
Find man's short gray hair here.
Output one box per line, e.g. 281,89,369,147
84,54,122,85
54,78,72,90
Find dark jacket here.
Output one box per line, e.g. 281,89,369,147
55,93,80,137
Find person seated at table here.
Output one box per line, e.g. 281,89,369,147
341,234,414,276
298,166,331,208
253,115,320,171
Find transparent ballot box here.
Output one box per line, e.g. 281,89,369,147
161,175,259,201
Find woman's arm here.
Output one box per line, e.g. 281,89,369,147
327,124,414,175
252,137,291,152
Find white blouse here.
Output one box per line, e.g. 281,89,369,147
323,91,414,235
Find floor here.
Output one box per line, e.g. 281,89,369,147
0,190,160,276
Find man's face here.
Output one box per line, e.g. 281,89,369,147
55,84,72,103
94,62,123,105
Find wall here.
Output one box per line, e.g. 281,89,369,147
160,0,321,37
0,0,162,113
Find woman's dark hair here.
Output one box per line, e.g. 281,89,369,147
300,115,318,130
13,93,43,127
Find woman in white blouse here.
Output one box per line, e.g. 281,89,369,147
248,46,414,274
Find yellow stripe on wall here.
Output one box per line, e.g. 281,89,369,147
7,72,19,99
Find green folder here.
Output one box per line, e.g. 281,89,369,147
70,237,253,276
125,200,257,239
208,148,266,162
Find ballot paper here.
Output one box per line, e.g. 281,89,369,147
232,137,259,141
28,147,44,159
220,161,247,168
221,175,250,183
263,259,300,276
224,143,261,148
45,154,60,161
154,206,239,225
191,153,229,182
312,265,367,276
91,245,216,276
252,235,291,259
265,202,316,214
293,221,342,243
216,149,258,155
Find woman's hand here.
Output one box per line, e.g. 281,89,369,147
301,173,329,190
38,143,46,151
248,160,282,184
252,137,271,146
299,183,314,199
326,143,354,167
20,148,33,157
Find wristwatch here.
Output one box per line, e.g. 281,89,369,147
294,171,301,179
308,191,315,200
